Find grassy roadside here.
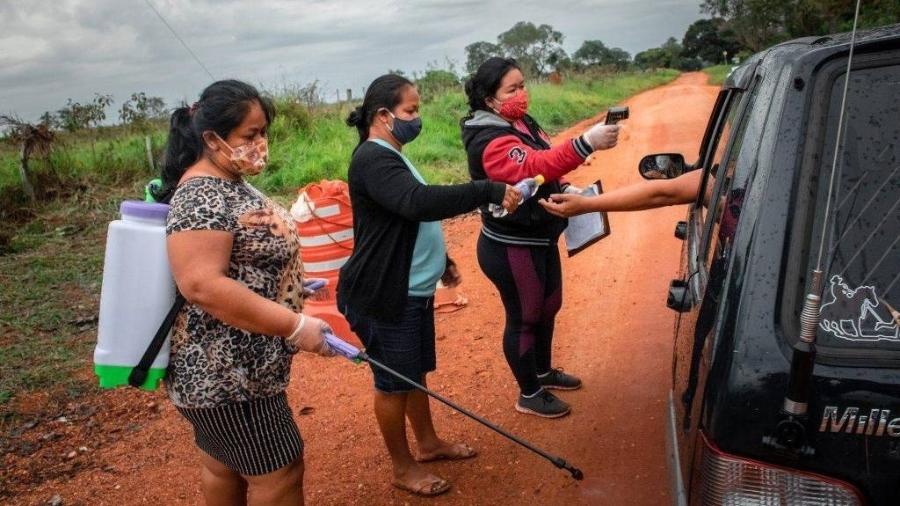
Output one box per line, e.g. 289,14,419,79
252,68,681,190
1,69,679,197
703,64,733,86
0,184,139,410
0,69,680,418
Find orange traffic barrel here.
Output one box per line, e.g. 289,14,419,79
292,180,354,301
292,180,359,345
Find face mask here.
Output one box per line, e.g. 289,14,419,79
386,111,422,145
212,133,268,176
493,89,529,121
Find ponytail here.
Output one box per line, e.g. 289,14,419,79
153,79,275,203
345,105,367,145
153,106,199,202
345,74,413,148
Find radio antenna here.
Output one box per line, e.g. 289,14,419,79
767,0,863,455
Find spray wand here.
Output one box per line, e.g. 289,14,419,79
323,332,585,480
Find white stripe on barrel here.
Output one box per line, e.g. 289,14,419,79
303,256,351,273
298,228,354,248
312,204,341,219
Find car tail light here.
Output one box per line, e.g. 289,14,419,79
694,432,863,505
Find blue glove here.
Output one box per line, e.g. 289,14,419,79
303,278,328,296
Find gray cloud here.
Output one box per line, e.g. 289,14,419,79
0,0,702,122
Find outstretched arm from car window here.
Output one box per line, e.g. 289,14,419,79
539,169,705,217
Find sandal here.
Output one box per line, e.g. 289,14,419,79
392,474,451,497
417,443,478,463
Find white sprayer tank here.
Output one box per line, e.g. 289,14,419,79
94,201,175,390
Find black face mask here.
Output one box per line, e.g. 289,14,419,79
388,112,422,145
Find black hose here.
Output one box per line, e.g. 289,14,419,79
359,351,584,480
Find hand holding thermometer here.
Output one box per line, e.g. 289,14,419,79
322,331,584,480
605,106,629,125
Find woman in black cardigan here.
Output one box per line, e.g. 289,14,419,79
337,74,519,497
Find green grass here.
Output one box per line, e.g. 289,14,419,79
257,69,679,188
1,69,679,198
0,184,138,412
0,69,680,411
703,65,733,86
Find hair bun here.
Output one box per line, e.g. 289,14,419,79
346,107,363,127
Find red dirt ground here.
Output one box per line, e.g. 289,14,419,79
5,72,719,505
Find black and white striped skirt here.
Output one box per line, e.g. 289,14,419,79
175,392,304,476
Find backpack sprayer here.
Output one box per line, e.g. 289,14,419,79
322,331,585,480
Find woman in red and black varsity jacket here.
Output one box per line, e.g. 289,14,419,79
461,57,620,418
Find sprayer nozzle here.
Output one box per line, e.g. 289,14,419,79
553,457,584,480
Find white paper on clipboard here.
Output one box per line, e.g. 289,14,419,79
563,181,610,257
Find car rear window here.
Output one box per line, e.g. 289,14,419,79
806,63,900,354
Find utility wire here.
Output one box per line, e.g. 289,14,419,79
142,0,215,81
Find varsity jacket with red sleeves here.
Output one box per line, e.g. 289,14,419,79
461,110,592,246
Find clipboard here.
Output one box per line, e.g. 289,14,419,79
563,179,611,257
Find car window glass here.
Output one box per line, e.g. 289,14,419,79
699,91,744,226
701,86,759,270
809,63,900,351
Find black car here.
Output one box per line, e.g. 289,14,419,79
641,24,900,505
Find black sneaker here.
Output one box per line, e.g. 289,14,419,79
515,389,571,418
538,368,582,390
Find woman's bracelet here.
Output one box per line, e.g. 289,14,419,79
287,313,306,342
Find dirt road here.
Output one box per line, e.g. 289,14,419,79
14,72,719,505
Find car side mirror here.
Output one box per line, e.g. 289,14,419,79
639,153,686,180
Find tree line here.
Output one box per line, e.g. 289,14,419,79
465,1,898,75
32,92,168,134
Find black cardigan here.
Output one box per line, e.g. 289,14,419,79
337,141,506,322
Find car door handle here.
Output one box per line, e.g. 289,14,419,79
667,279,693,312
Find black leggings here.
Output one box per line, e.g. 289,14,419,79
477,234,562,396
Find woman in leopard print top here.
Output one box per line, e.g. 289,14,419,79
166,177,305,408
157,80,337,505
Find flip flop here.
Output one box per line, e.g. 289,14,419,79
392,474,451,497
417,443,478,463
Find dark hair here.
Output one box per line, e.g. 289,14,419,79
153,79,275,202
464,57,520,113
345,74,414,146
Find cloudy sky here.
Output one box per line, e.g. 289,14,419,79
1,0,703,122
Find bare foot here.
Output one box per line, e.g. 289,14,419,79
417,441,478,463
392,463,450,497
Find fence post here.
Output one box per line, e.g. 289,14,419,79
18,143,36,201
145,135,155,173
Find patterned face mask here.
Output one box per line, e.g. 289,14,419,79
212,133,269,176
493,89,529,121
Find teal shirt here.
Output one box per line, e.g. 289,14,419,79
369,139,447,297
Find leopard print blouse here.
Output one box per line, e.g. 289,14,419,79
165,177,304,409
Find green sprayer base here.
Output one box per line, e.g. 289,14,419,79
95,364,165,391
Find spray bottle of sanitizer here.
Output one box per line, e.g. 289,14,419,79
488,174,545,218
